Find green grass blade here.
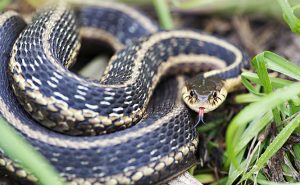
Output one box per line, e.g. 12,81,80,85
292,96,300,106
293,144,300,161
285,101,300,116
242,113,300,180
258,180,300,185
226,82,300,168
210,177,227,185
234,112,272,155
262,51,300,80
152,0,174,29
277,0,300,35
172,0,212,9
249,52,300,82
242,72,294,88
251,53,273,94
241,75,264,96
194,173,215,183
250,51,300,125
226,159,247,185
235,93,262,104
0,117,65,185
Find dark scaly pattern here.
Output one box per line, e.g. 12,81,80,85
78,7,158,45
101,35,240,85
9,6,246,136
0,2,248,184
21,78,198,184
0,13,27,130
0,12,29,182
10,7,152,135
0,19,198,182
0,6,199,185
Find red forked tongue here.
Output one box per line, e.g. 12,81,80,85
196,107,205,127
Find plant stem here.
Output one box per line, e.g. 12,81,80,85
152,0,174,29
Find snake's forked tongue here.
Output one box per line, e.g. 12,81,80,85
195,107,205,127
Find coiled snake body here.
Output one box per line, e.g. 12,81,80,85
0,1,248,184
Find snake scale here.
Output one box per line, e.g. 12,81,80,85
0,1,248,184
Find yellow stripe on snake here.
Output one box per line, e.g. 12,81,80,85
0,1,248,184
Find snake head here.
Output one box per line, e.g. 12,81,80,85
182,74,228,114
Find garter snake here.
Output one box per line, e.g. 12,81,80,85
0,1,249,184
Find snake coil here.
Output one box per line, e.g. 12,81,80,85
0,1,248,184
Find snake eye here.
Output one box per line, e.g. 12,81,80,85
190,90,195,97
212,91,217,98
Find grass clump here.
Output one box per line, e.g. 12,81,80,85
225,0,300,184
